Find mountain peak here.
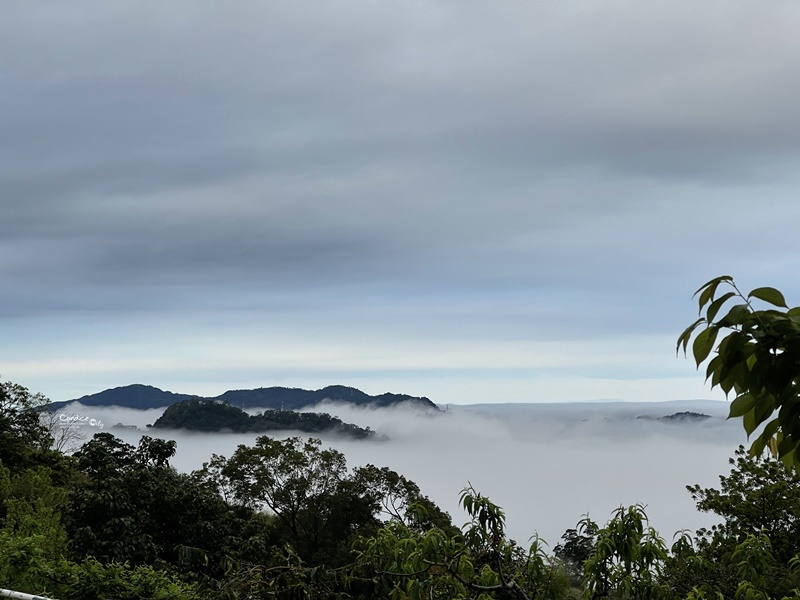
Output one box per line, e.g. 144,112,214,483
50,384,440,412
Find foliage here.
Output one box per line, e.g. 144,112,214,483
681,446,800,599
0,422,199,598
0,465,69,560
581,504,668,600
678,276,800,467
152,397,375,438
251,409,375,439
10,372,800,600
66,432,253,575
0,531,198,600
676,531,800,600
39,408,89,454
152,398,251,431
352,464,460,537
213,544,354,600
688,446,800,563
207,436,387,565
354,485,568,600
0,379,55,470
555,521,598,584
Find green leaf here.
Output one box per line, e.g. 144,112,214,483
711,363,724,388
779,399,800,430
706,292,737,323
719,363,743,395
693,275,733,299
780,446,798,471
769,317,800,337
749,419,780,457
698,286,715,313
705,355,722,382
717,304,751,327
692,327,719,366
748,287,788,308
728,393,757,419
753,395,776,429
743,408,757,437
778,434,796,458
677,318,705,356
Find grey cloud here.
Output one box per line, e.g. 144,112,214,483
5,1,800,186
4,0,800,334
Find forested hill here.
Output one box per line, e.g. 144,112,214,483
150,398,376,439
48,383,440,412
213,384,438,411
52,384,194,410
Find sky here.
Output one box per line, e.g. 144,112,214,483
4,1,800,404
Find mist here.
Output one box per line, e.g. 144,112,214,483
54,400,746,547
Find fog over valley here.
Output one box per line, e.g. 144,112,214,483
56,399,746,547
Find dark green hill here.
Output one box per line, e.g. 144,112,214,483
657,411,711,422
636,411,712,423
213,385,437,411
47,384,193,411
49,384,439,412
150,398,376,439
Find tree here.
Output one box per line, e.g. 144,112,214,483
678,276,800,468
581,505,668,600
215,436,378,564
151,397,375,438
678,445,800,599
0,379,54,470
0,464,69,562
352,464,459,536
554,520,598,584
67,433,251,573
38,409,87,454
354,486,568,600
688,446,800,564
200,436,457,569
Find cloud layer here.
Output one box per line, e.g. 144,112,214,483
55,399,747,546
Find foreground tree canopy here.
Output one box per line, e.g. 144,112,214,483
678,276,800,468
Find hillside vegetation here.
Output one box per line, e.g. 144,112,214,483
2,375,799,600
151,397,376,439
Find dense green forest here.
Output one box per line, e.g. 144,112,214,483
1,377,799,600
2,278,800,600
150,398,376,439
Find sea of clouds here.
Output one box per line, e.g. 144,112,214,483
54,399,746,547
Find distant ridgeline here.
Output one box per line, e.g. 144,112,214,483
48,383,440,412
637,411,712,423
150,398,376,439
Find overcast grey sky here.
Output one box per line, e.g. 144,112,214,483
3,1,800,403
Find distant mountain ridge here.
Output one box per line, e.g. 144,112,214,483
647,411,712,423
48,383,440,412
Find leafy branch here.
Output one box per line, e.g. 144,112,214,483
678,276,800,469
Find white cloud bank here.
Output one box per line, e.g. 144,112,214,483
56,399,745,546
